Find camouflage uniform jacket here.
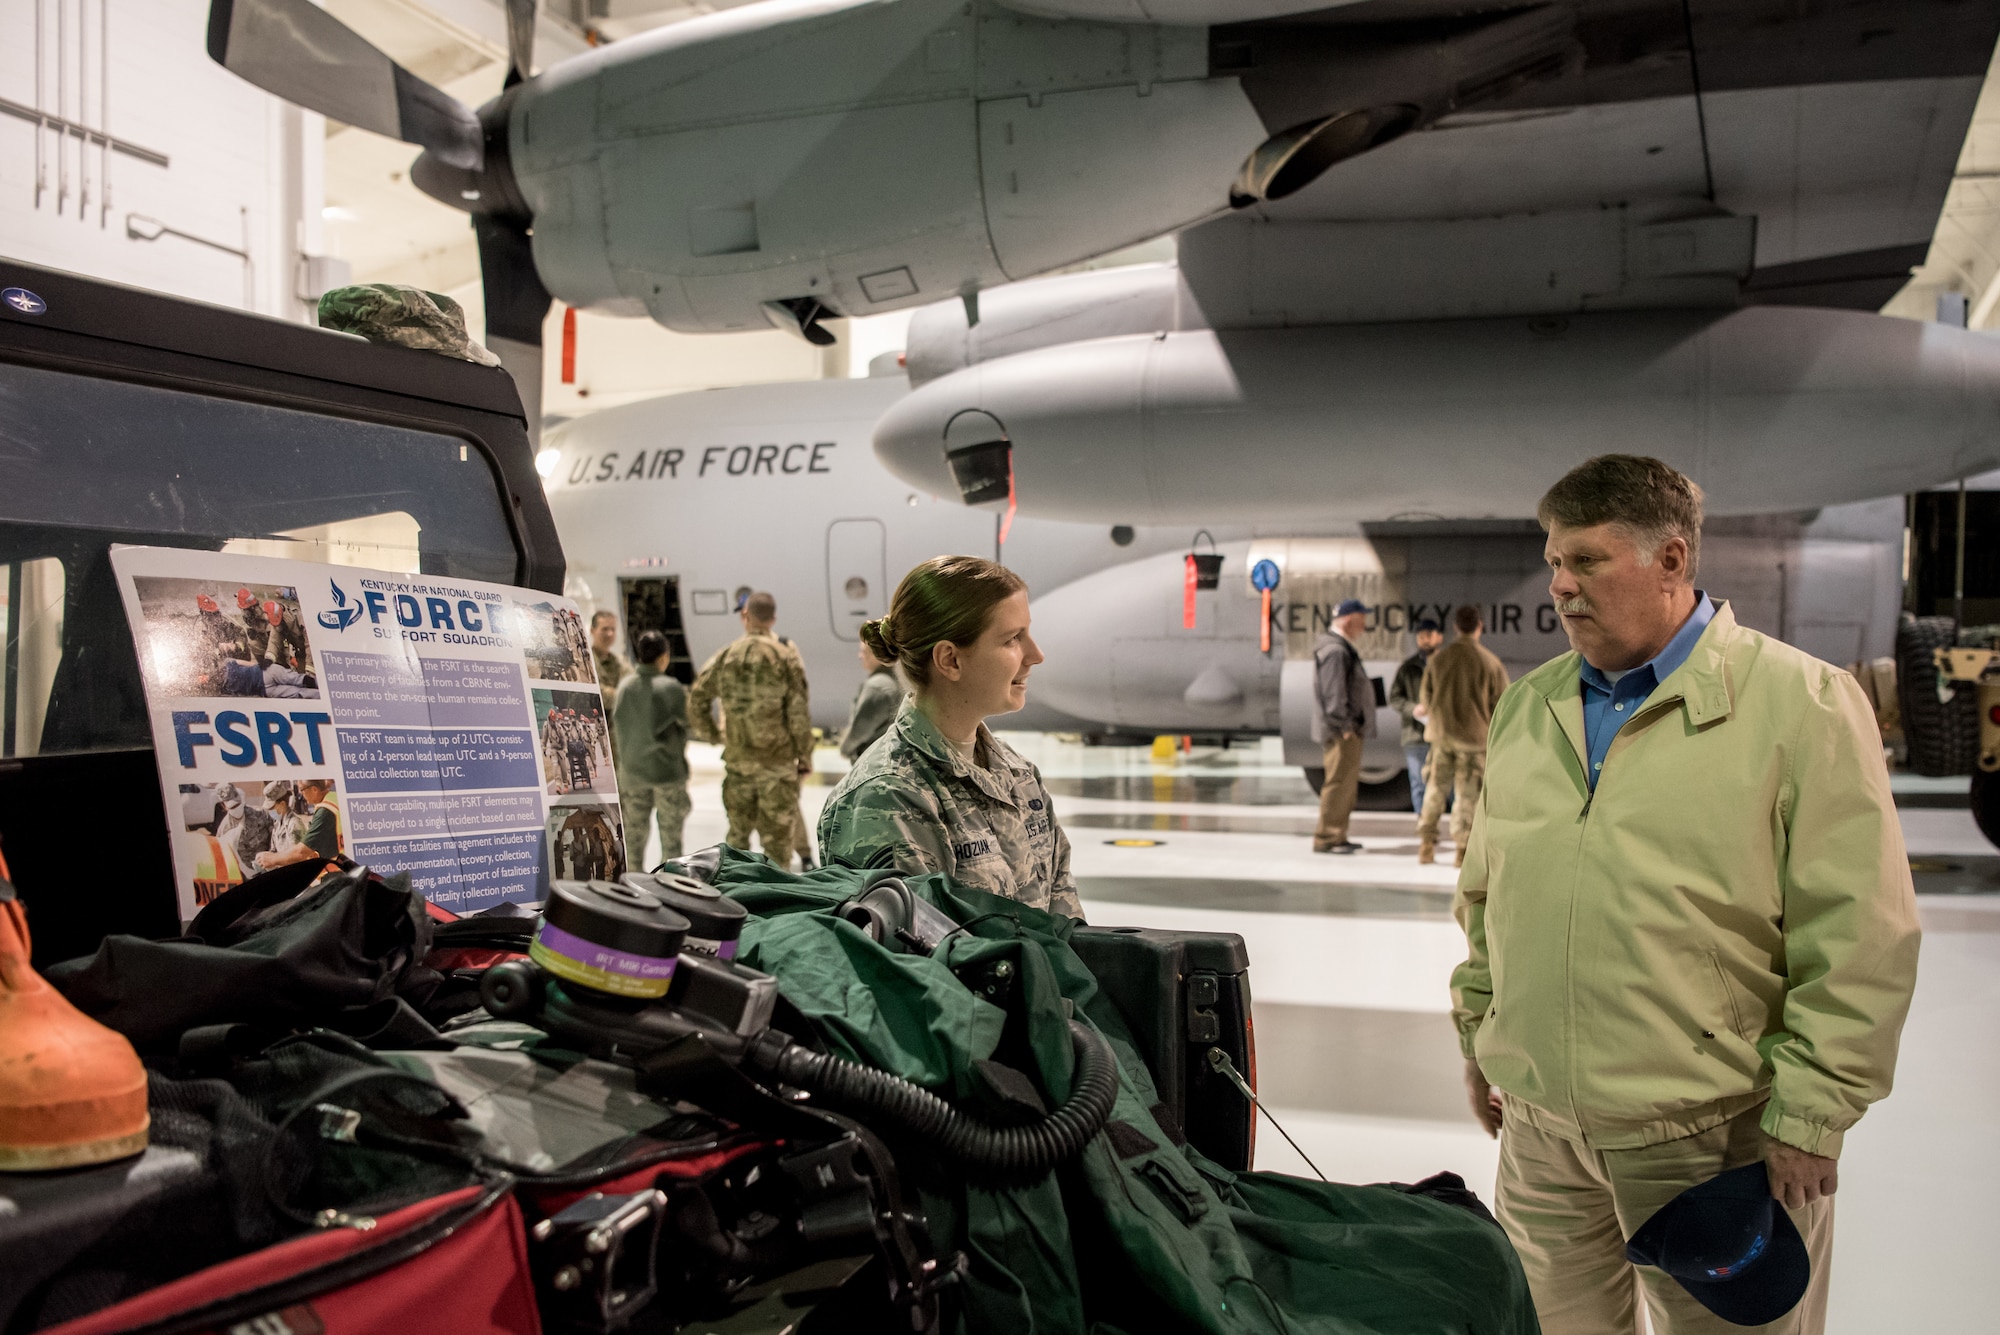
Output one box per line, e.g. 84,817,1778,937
817,700,1081,919
688,629,812,772
593,647,629,698
594,646,629,767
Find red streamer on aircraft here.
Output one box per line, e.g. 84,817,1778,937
1260,589,1272,652
1183,554,1198,629
999,453,1017,546
561,307,578,384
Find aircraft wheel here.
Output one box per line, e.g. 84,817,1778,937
1302,766,1412,811
1972,768,2000,850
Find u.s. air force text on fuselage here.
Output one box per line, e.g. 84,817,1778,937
563,442,838,487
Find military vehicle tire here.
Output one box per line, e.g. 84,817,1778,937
1973,769,2000,850
1897,614,1977,777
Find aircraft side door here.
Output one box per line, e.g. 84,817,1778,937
826,519,886,641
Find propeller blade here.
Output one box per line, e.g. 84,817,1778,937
475,214,553,443
206,0,482,169
503,0,538,88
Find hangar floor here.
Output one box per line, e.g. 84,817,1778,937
656,736,1995,1335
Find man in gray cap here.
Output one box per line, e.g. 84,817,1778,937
1310,598,1375,853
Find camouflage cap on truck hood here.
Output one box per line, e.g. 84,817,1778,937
317,284,502,367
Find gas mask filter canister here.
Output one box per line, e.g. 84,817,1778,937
623,871,747,959
530,878,691,1000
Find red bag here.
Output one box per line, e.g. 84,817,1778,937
44,1183,537,1335
40,1140,780,1335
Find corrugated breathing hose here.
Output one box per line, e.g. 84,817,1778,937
748,1019,1119,1178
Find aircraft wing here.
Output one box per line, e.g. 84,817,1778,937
1185,0,2000,319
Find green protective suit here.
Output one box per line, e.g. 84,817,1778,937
701,847,1540,1335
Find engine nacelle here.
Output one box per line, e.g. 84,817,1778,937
875,306,2000,525
1026,537,1441,782
1027,508,1905,773
511,0,1261,334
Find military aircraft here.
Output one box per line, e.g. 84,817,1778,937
541,355,1905,801
211,0,1976,794
538,370,1262,728
212,0,2000,512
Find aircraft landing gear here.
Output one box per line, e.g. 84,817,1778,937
1301,766,1413,812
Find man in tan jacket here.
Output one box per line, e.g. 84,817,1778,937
1415,603,1509,866
1452,455,1918,1334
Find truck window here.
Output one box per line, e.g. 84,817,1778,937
0,360,522,757
1,557,65,757
223,512,426,572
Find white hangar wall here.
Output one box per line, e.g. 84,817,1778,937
0,0,326,323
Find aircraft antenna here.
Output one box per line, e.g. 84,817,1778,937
1679,0,1717,202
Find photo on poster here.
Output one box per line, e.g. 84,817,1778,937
176,776,343,907
545,798,626,883
513,598,594,684
534,687,613,796
132,577,318,699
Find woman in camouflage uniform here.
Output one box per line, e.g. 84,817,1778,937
817,557,1081,919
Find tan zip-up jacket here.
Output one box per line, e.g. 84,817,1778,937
1418,637,1510,750
1451,602,1919,1158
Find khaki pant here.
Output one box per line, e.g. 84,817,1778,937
620,780,690,866
1418,741,1484,846
1496,1104,1832,1335
1311,732,1366,849
723,765,801,869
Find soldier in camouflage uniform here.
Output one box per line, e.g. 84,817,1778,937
688,592,812,867
816,555,1081,919
818,698,1079,917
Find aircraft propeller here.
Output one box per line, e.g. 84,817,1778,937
206,0,552,434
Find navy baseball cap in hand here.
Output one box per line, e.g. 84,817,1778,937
1625,1162,1810,1326
1333,598,1371,617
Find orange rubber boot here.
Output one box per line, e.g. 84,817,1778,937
0,859,149,1170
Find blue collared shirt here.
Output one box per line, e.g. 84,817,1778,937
1579,591,1714,788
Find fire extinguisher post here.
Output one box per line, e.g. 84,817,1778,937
1184,531,1223,629
1251,558,1281,653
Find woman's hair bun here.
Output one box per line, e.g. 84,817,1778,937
859,617,896,658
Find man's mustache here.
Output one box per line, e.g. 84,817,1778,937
1555,595,1591,615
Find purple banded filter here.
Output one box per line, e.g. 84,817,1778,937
623,871,746,959
530,879,690,1000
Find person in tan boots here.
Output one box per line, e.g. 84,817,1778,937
1415,604,1508,866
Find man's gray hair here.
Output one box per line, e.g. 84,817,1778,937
1537,455,1704,581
